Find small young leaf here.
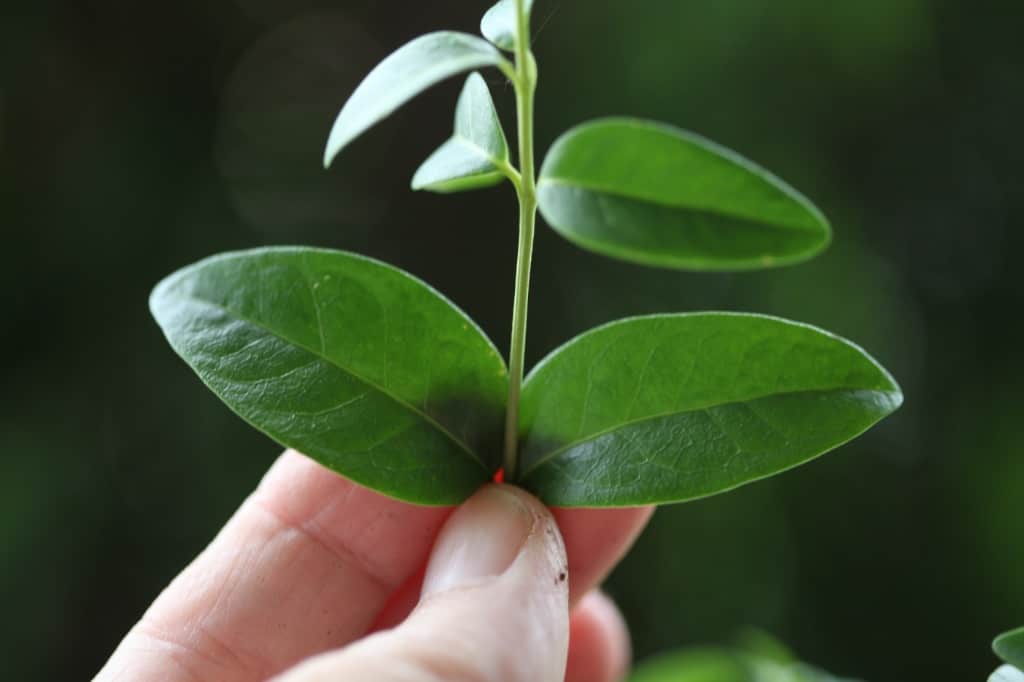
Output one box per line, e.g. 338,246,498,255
991,666,1024,682
412,72,511,193
150,247,507,505
481,0,535,51
324,32,508,168
995,627,1024,668
518,313,901,507
537,118,831,271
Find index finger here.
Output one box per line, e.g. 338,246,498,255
97,450,451,682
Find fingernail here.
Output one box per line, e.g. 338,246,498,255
422,485,535,595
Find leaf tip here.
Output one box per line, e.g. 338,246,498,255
323,127,343,169
808,204,834,253
148,269,178,325
464,70,487,89
410,168,427,191
994,627,1024,668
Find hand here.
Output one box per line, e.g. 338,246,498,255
96,450,653,682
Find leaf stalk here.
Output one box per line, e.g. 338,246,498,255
503,0,538,482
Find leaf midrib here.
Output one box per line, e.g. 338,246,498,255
181,291,489,472
537,176,820,234
451,135,506,174
520,384,897,479
416,138,505,190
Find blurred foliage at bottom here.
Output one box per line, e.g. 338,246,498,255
1,0,1022,680
628,630,858,682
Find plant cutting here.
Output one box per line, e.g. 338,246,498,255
150,0,902,507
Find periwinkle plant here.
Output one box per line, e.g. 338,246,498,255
150,0,902,506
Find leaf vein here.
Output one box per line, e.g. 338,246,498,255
521,386,893,479
182,294,488,471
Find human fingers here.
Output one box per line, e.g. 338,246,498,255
564,591,632,682
274,484,570,682
552,505,655,604
95,450,452,681
366,503,655,631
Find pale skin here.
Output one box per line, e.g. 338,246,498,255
96,450,653,682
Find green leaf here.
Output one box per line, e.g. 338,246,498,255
324,32,508,168
627,646,857,682
537,118,831,271
481,0,534,51
990,665,1024,682
412,72,511,193
150,247,507,505
518,313,901,506
735,629,796,665
995,628,1024,668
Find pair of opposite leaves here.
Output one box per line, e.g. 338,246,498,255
150,3,902,507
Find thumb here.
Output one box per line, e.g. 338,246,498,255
275,484,570,682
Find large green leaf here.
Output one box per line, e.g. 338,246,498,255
537,118,831,271
518,313,901,506
412,72,511,193
324,32,508,167
150,247,507,505
481,0,535,51
996,628,1024,668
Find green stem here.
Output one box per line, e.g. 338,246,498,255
503,0,538,482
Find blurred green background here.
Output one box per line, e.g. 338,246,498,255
2,0,1021,679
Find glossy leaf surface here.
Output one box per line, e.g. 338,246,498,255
481,0,534,51
151,247,507,505
537,118,831,271
412,72,510,193
324,32,507,167
519,313,901,506
996,628,1024,668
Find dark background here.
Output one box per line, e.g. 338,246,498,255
2,1,1022,679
